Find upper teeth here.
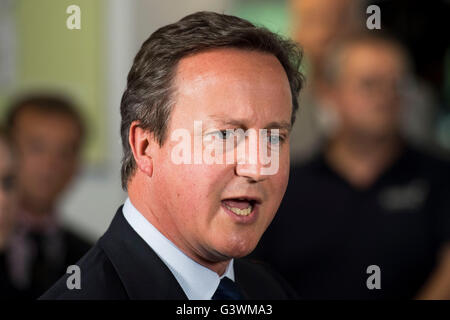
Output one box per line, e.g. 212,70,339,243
225,204,253,216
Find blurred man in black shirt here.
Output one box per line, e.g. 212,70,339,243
252,33,450,299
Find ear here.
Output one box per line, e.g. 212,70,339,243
128,121,155,177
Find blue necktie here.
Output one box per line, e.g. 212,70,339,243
211,277,245,300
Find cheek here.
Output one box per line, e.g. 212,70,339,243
20,152,49,178
60,160,78,178
21,152,38,169
157,157,226,216
342,91,366,112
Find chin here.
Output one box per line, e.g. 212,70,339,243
217,237,259,259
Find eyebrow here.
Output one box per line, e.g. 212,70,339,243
208,115,292,132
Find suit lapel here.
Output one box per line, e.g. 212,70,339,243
99,207,188,300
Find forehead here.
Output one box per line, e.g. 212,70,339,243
342,43,405,77
174,48,290,93
15,107,80,133
294,0,353,17
173,48,292,121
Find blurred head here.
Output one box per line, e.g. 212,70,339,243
325,34,410,138
122,12,304,265
291,0,361,66
6,95,84,215
0,128,16,239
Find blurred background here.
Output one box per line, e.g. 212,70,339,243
1,0,450,299
1,0,449,241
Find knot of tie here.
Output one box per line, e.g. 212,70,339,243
211,277,245,300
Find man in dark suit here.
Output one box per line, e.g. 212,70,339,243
1,95,92,299
41,11,304,300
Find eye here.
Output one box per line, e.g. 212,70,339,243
268,134,280,145
210,130,234,140
1,174,16,192
269,135,280,145
266,132,285,145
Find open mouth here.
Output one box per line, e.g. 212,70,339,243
221,198,260,217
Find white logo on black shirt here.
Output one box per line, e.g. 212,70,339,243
378,179,429,212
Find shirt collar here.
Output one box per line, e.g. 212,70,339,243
122,197,235,300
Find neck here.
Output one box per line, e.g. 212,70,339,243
326,128,403,188
128,178,230,276
19,197,54,217
17,200,56,231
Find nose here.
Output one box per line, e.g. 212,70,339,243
234,130,268,183
235,162,266,182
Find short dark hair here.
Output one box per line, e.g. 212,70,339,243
5,93,85,142
120,11,305,190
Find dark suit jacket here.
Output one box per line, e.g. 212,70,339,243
1,227,91,300
41,206,298,300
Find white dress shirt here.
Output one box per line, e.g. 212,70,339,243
122,197,235,300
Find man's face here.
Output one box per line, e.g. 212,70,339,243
333,43,405,136
150,49,292,262
13,108,81,213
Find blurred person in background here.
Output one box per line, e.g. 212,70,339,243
252,33,450,299
2,95,92,299
367,0,450,152
290,0,360,97
0,127,18,298
288,0,363,163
